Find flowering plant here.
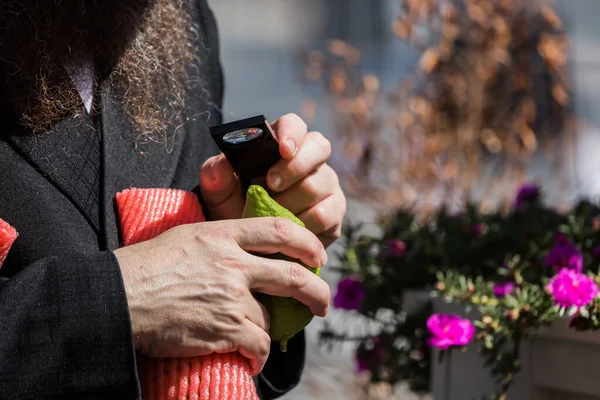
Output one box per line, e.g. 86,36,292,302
323,184,600,399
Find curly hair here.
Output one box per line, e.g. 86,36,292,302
0,0,198,138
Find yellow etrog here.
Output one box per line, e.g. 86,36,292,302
242,185,321,352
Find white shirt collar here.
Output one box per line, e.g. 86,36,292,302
65,57,95,114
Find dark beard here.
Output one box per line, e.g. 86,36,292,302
0,0,195,137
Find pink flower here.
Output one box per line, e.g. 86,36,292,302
333,277,366,311
426,314,475,349
545,268,599,308
493,282,514,298
387,239,407,258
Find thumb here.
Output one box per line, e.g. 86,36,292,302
199,154,245,220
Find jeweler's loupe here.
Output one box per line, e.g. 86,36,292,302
210,115,281,191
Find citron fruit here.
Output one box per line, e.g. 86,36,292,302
242,185,321,352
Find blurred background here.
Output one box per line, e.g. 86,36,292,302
207,1,600,398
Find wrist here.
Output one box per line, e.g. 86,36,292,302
112,247,147,352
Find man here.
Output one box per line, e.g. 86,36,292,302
0,0,346,399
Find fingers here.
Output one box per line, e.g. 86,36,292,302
297,192,346,240
273,164,339,215
270,113,307,160
267,131,331,192
199,154,245,220
222,217,328,268
243,292,271,332
235,319,272,376
246,255,331,317
317,225,343,248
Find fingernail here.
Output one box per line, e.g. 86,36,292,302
269,171,283,190
320,249,328,266
285,139,297,156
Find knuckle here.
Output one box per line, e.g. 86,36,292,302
197,222,230,243
215,338,237,353
228,283,247,300
287,263,307,289
272,217,292,243
312,204,330,229
302,173,320,197
312,132,332,158
221,255,247,271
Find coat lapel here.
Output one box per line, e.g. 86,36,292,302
98,83,188,250
4,112,103,234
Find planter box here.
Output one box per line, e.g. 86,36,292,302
431,300,600,400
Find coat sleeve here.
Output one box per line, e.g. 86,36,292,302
255,330,307,399
0,250,141,399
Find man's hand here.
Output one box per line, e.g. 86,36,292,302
200,113,346,247
114,217,329,375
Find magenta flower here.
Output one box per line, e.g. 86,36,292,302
514,183,539,208
545,268,598,308
545,243,583,272
387,239,407,258
493,282,514,298
333,277,366,311
426,314,475,349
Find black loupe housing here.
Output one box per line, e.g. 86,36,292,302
209,115,281,191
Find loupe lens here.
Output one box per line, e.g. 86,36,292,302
222,127,264,144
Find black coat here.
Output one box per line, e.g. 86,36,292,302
0,1,305,399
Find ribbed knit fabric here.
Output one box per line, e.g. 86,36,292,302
137,352,258,400
115,188,206,245
0,218,18,268
115,188,259,400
